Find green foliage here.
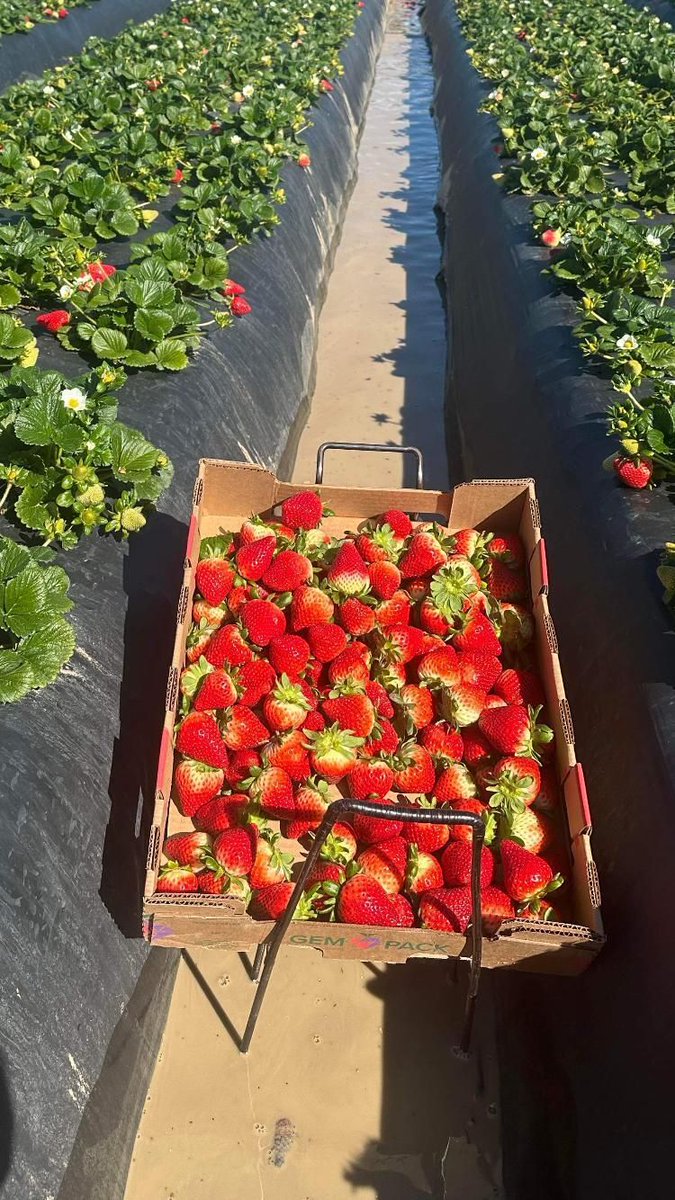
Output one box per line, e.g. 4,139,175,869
0,536,75,704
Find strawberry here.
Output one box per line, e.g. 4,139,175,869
373,590,411,627
220,704,269,750
186,618,218,663
391,741,436,793
227,585,251,616
440,682,486,728
339,597,375,635
488,561,528,602
294,776,331,824
240,598,285,646
429,558,482,616
376,623,426,665
452,528,491,565
163,831,212,869
368,560,402,598
328,644,371,689
205,624,254,668
236,658,277,707
453,611,502,656
355,530,400,564
448,799,492,843
406,577,431,602
210,826,257,876
263,675,312,731
461,728,494,769
265,728,311,781
235,535,276,582
374,660,407,692
326,542,370,596
613,456,653,489
194,668,238,712
395,684,434,732
249,882,316,920
478,705,553,758
418,887,472,933
156,865,199,893
363,717,400,758
281,490,324,530
302,709,326,732
267,634,310,678
357,835,407,894
480,885,516,930
198,870,245,898
305,860,345,894
399,530,447,578
488,533,525,567
366,679,395,718
351,796,403,844
532,766,559,814
349,758,395,800
388,893,416,927
406,844,443,894
305,623,348,662
320,821,357,864
440,841,494,888
239,516,277,544
488,756,541,812
494,669,545,708
193,793,247,834
291,586,334,630
420,721,464,760
173,758,225,816
195,549,235,606
192,599,228,627
417,647,460,690
322,693,376,738
263,549,312,592
334,873,402,926
176,711,229,768
419,597,452,637
250,832,294,888
502,806,553,855
497,602,533,650
244,765,295,818
500,839,563,907
306,723,364,780
457,651,502,693
379,509,413,538
434,762,477,803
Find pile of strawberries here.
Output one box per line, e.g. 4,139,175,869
157,492,568,933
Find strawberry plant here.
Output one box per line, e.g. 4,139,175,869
0,535,75,704
0,2,90,37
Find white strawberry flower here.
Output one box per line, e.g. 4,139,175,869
43,85,55,96
134,107,145,118
59,283,75,300
61,388,88,413
616,335,638,351
530,146,547,161
645,231,661,248
230,134,242,145
242,84,254,98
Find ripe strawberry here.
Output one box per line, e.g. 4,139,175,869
440,682,486,728
323,692,376,738
357,835,407,894
281,490,324,530
263,675,312,731
265,728,311,780
377,624,426,665
205,624,254,668
391,741,436,793
250,881,316,920
193,793,247,834
333,873,400,925
302,709,326,732
494,669,545,708
373,589,411,627
419,887,472,933
235,535,276,582
363,716,400,757
194,668,238,712
453,611,502,656
488,533,525,567
434,762,477,803
500,839,563,907
457,651,502,692
211,826,257,876
441,841,494,888
448,799,492,843
388,892,416,927
395,684,434,732
305,622,348,662
488,756,541,812
263,549,313,592
478,705,553,757
417,647,460,690
266,634,309,678
613,456,653,489
173,758,225,816
419,597,452,637
226,585,250,616
366,679,395,718
328,644,371,689
239,516,277,544
452,528,491,565
429,558,482,617
406,576,431,602
349,758,395,800
163,831,212,869
376,509,412,538
497,602,534,650
156,865,199,893
461,727,494,769
351,797,402,845
355,530,400,564
220,704,269,750
250,832,294,888
368,560,402,598
198,870,244,898
223,748,261,787
484,694,507,710
480,885,515,930
502,806,553,855
306,723,364,779
176,711,229,768
326,542,370,596
374,660,407,692
240,598,285,646
195,552,235,606
236,658,277,707
399,530,447,578
533,766,560,814
294,776,331,824
339,597,376,636
192,600,227,627
406,844,444,894
488,561,528,602
306,860,345,892
420,721,464,760
186,618,218,663
320,821,357,864
291,586,334,629
244,765,295,819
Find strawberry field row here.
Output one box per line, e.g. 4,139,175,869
456,0,675,497
0,0,362,702
0,2,89,36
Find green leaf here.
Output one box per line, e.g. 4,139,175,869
91,328,129,360
154,339,189,370
0,284,21,308
133,308,175,341
108,423,161,482
3,565,47,637
14,483,50,533
40,565,74,615
0,650,34,704
110,209,139,237
20,618,76,687
0,539,33,582
14,391,84,451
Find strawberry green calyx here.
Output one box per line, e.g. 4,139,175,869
430,559,482,617
199,533,233,561
180,655,213,699
274,673,312,710
527,706,554,758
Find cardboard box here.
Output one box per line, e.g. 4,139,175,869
143,460,604,974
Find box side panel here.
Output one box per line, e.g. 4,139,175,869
447,479,536,535
199,459,277,519
534,592,576,776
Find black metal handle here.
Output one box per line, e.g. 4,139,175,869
240,798,485,1054
315,442,424,489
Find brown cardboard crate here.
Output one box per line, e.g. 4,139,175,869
143,460,604,972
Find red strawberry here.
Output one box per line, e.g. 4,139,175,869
406,844,444,894
434,762,477,803
399,530,447,578
306,724,364,780
355,530,400,564
480,885,515,930
420,721,464,761
448,799,492,843
613,456,653,489
395,684,434,733
198,870,250,900
439,682,486,728
363,716,400,758
194,668,238,712
305,623,348,662
357,836,407,894
220,705,269,750
186,618,218,663
462,727,494,769
263,675,312,731
368,561,402,599
418,887,472,933
428,558,482,616
173,758,225,817
406,576,431,602
502,806,553,855
223,748,261,787
419,597,452,637
281,490,324,530
193,793,247,834
302,709,326,732
265,728,311,781
192,600,227,627
176,711,229,768
195,549,235,605
497,602,533,650
156,865,199,893
322,693,376,738
398,797,450,851
339,597,375,636
263,549,313,592
250,832,294,887
373,590,411,627
349,758,395,800
332,874,399,925
478,705,553,758
328,644,371,689
227,585,250,616
417,647,460,689
205,624,254,668
294,776,331,824
236,659,277,707
326,542,370,596
440,841,494,888
457,651,502,692
488,755,541,812
244,765,295,819
500,839,563,907
453,528,491,564
163,830,212,868
488,561,528,602
250,882,316,920
235,535,276,581
291,586,335,630
268,634,310,677
320,821,357,864
494,669,545,708
241,598,285,646
392,893,417,926
380,509,412,538
391,741,436,793
453,611,502,656
211,826,257,875
351,796,403,843
366,679,395,718
488,533,525,567
376,624,426,665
